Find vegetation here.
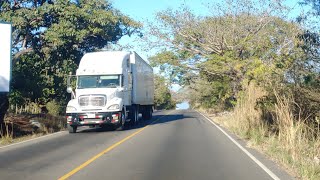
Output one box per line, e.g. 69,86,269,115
210,84,320,179
0,0,319,178
0,0,141,127
1,112,65,145
154,75,176,110
147,0,319,179
0,0,175,140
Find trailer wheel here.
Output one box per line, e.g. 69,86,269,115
142,108,147,120
142,106,152,120
147,106,153,119
135,105,139,124
67,124,77,133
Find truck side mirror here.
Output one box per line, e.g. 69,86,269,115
67,73,76,99
67,87,73,93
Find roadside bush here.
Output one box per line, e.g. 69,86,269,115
212,83,320,179
32,114,65,134
45,100,63,116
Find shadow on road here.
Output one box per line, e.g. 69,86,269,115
76,110,190,133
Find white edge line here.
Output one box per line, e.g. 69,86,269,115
0,131,66,150
196,110,280,180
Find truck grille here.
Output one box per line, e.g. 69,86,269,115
79,95,106,107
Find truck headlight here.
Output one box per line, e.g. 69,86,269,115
108,104,120,110
66,106,77,111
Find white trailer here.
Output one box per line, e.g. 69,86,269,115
66,51,154,133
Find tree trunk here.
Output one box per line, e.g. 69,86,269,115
0,93,9,133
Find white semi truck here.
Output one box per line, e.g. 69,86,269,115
65,51,154,133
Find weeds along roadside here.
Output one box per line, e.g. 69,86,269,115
201,83,320,180
0,102,66,146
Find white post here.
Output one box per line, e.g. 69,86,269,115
0,22,12,93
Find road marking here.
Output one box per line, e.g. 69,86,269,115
197,111,280,180
0,131,66,150
58,111,172,180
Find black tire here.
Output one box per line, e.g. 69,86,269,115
128,105,138,126
135,105,139,124
109,125,118,131
142,107,147,120
118,110,126,131
147,106,153,119
142,106,152,120
67,124,77,133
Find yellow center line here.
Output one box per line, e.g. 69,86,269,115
58,111,173,180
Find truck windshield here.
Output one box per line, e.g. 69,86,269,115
77,75,120,89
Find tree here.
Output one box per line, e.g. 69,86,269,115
290,0,320,119
147,0,301,109
0,0,141,125
154,75,176,110
0,93,9,129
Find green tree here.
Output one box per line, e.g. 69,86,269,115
0,0,141,103
147,0,301,109
154,75,176,110
0,0,141,125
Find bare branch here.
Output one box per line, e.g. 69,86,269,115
13,48,34,61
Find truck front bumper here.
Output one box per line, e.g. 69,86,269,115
66,111,121,126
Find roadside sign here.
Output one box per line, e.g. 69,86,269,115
0,22,12,92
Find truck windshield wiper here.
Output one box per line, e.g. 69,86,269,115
105,83,118,88
106,85,118,88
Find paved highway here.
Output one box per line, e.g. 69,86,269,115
0,110,293,180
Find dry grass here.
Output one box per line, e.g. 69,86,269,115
0,132,46,146
9,102,42,115
203,83,320,180
0,122,14,145
0,113,66,146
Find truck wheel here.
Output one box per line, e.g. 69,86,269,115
135,106,139,124
118,110,126,131
142,106,149,120
142,108,147,120
147,106,153,119
129,106,138,126
67,124,77,133
142,106,152,120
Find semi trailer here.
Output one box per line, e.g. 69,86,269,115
65,51,154,133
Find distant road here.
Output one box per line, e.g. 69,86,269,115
0,110,293,180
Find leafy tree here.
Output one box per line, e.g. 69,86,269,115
290,1,320,120
154,75,176,110
148,0,320,123
147,0,301,109
0,0,141,125
0,0,141,103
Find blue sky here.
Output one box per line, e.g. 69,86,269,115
111,0,303,109
112,0,211,22
112,0,302,22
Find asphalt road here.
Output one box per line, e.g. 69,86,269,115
0,110,293,180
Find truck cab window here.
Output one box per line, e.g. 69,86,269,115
78,75,120,88
78,76,98,89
